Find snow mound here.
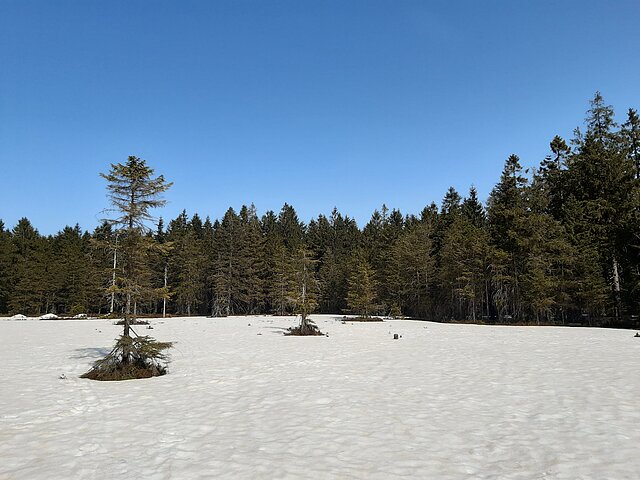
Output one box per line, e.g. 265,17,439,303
38,313,60,320
9,314,27,320
72,314,87,319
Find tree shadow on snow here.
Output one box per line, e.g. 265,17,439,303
263,326,291,335
70,347,112,360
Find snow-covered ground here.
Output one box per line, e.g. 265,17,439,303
1,315,638,479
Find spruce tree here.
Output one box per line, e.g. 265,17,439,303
211,208,241,316
389,223,435,318
346,250,379,318
565,93,637,322
173,227,205,316
269,239,296,315
9,219,53,315
461,186,486,227
236,204,265,314
439,218,489,321
0,221,14,313
539,135,570,220
287,247,322,335
53,225,99,314
621,108,640,178
487,155,528,322
83,156,173,380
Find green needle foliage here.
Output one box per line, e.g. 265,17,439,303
286,247,323,336
83,156,173,380
81,334,173,381
1,94,639,328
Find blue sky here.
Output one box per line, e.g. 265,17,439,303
1,0,639,234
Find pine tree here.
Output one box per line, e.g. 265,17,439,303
487,155,528,322
90,221,119,314
346,250,378,318
210,208,239,316
287,247,322,335
53,225,100,314
3,93,639,326
0,221,14,313
83,156,173,380
310,208,360,313
621,108,640,178
363,205,404,312
564,93,638,322
516,205,570,324
9,219,54,315
236,204,265,314
278,203,305,250
539,135,570,220
461,186,486,227
389,223,435,318
101,157,172,327
151,217,173,317
269,239,296,315
173,227,205,316
439,218,489,321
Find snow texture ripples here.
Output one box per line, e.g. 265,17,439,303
0,315,638,479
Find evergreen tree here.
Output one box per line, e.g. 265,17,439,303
0,221,14,313
53,225,101,314
310,208,360,313
9,219,53,315
261,211,291,314
439,218,489,321
288,247,320,334
90,155,172,377
487,155,528,321
211,208,240,316
91,221,119,314
565,93,638,321
363,205,404,311
3,92,639,326
152,217,173,317
173,226,205,316
346,250,378,317
461,186,486,227
389,223,435,318
621,108,640,178
539,135,570,220
278,203,305,250
236,204,265,314
269,239,296,315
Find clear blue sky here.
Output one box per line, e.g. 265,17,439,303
1,0,638,234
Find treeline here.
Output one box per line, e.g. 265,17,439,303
1,93,639,326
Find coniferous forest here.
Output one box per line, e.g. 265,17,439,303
2,93,639,327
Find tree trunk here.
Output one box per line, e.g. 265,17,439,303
163,264,168,318
110,235,118,314
471,294,476,322
123,292,131,364
300,256,308,331
612,256,622,322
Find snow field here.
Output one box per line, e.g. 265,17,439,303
0,316,639,479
